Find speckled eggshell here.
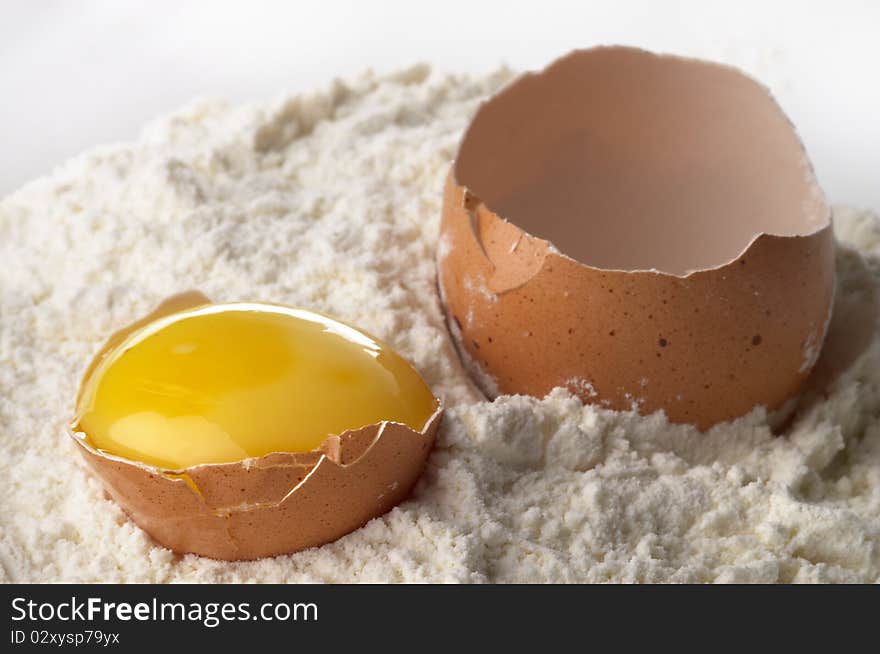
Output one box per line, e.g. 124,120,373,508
69,293,442,561
437,47,835,429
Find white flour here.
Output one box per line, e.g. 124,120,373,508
1,66,878,583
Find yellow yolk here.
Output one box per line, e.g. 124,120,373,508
73,303,438,470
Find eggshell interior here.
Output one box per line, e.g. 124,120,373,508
455,46,829,276
438,47,835,429
70,293,442,560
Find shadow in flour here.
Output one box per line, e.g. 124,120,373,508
779,243,880,488
792,243,880,417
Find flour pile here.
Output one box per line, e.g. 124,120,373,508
1,66,878,582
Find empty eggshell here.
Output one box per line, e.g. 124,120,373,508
69,293,442,560
438,46,834,429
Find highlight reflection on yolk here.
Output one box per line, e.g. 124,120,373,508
73,303,438,470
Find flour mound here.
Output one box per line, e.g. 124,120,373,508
0,67,877,583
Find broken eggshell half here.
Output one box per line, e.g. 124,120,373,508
438,46,835,429
68,292,442,561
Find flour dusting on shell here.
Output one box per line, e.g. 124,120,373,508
0,65,878,583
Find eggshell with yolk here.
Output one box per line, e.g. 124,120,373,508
69,292,442,560
437,47,835,429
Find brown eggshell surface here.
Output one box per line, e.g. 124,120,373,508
72,415,440,561
438,47,835,429
70,293,442,561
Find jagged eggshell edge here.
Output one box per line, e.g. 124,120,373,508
69,411,441,561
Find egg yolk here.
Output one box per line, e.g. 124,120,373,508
73,303,438,470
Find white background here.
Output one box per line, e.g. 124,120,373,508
2,0,878,206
